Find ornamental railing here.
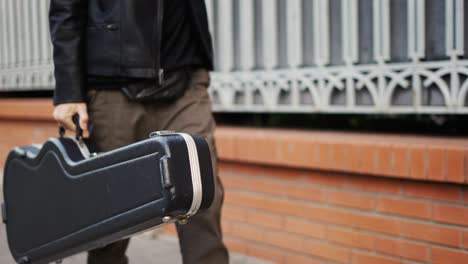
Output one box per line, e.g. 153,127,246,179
1,0,467,114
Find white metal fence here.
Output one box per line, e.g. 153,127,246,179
1,0,468,114
0,0,53,90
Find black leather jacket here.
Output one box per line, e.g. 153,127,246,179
49,0,214,105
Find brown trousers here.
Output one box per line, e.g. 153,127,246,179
85,69,229,264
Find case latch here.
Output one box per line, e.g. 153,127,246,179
1,203,6,224
160,156,173,189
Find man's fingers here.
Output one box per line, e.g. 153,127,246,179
53,103,89,138
77,109,88,130
77,107,89,138
60,117,76,135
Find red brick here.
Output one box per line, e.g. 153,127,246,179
463,230,468,249
256,136,275,164
432,246,468,264
410,145,427,179
298,205,350,226
351,251,401,264
327,226,375,250
249,178,287,196
257,137,277,165
345,176,401,194
343,143,353,171
219,162,266,178
231,223,265,243
428,146,446,181
284,217,326,239
376,143,393,176
305,171,347,188
246,244,285,263
348,212,401,235
304,239,350,263
464,190,468,205
237,136,257,163
348,143,362,173
266,167,307,182
327,190,376,210
374,236,429,262
402,181,462,202
245,210,284,229
222,219,233,234
224,237,247,254
401,221,461,247
317,142,330,169
360,143,376,174
304,139,319,169
282,137,307,168
285,253,322,264
223,205,247,222
221,162,305,182
262,197,308,217
224,191,266,210
216,133,236,160
332,142,348,171
297,139,314,169
221,175,250,189
432,204,468,226
264,231,305,253
286,184,328,203
376,197,432,219
447,148,465,183
466,149,468,183
393,144,410,177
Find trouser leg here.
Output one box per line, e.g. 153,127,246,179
140,69,229,264
86,89,146,264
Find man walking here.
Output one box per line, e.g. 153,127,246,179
49,1,229,263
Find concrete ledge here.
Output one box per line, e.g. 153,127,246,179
216,126,468,185
0,99,54,121
1,98,467,185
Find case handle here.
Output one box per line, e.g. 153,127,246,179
58,114,83,141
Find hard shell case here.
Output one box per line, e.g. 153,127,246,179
2,132,214,264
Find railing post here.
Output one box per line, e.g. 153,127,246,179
261,0,278,70
217,0,233,72
286,0,303,68
239,0,255,71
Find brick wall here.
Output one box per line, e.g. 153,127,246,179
1,99,468,263
214,162,468,264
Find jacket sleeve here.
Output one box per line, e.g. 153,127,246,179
49,0,87,105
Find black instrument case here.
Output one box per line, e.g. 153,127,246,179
1,131,214,264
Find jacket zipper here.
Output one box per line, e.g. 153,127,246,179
155,0,164,86
88,24,119,31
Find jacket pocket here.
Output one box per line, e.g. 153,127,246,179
86,23,121,75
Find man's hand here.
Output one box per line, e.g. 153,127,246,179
53,103,90,138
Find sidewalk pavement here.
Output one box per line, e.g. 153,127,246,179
0,182,270,264
0,226,269,264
